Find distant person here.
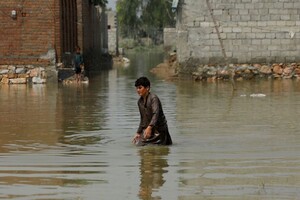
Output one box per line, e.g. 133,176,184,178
132,77,172,146
73,46,84,82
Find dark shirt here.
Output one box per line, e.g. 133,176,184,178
73,53,83,68
73,53,83,74
136,92,172,145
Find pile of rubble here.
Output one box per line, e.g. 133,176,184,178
152,53,300,81
0,65,47,84
191,63,300,81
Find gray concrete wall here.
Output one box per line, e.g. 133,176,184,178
164,28,177,52
107,11,117,55
175,0,300,65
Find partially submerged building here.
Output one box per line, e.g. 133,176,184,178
172,0,300,65
0,0,107,83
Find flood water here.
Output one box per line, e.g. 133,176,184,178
0,52,300,200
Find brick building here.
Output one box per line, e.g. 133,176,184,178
0,0,106,83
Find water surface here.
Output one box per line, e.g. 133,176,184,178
0,52,300,200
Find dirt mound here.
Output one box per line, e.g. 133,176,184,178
150,53,178,81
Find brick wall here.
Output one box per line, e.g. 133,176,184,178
0,0,60,65
0,1,107,83
0,1,105,66
175,0,300,65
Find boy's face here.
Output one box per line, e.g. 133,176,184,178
136,85,149,97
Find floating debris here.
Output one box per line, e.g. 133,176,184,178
250,93,266,97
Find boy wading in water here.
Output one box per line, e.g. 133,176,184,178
132,77,172,146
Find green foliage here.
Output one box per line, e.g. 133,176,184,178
116,0,175,41
119,38,139,49
141,0,175,30
116,0,141,38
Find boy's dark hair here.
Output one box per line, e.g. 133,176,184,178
135,77,150,88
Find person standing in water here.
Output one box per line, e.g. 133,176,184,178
132,77,172,145
73,46,84,83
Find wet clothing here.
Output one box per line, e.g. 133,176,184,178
136,92,172,145
73,53,83,74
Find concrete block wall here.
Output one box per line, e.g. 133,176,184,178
107,11,117,55
175,0,300,65
164,28,177,52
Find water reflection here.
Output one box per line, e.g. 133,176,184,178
138,146,169,199
173,78,300,200
0,84,59,153
57,72,109,133
0,52,300,199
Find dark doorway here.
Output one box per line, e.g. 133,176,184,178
61,0,77,67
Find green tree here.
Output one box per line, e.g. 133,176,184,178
116,0,175,41
116,0,141,39
141,0,175,30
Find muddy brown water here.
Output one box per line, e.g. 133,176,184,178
0,52,300,200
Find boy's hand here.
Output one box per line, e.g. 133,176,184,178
143,126,152,139
132,133,141,144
